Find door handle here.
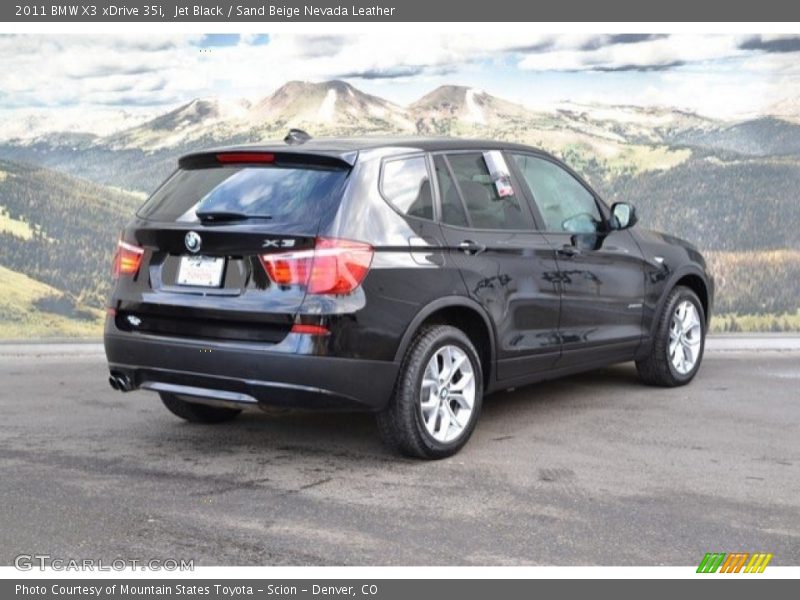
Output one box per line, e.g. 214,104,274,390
557,244,581,258
458,240,486,255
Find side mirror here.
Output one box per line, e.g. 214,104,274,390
610,202,638,230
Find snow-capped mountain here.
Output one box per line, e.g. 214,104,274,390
767,97,800,123
101,81,415,150
106,97,252,150
250,80,413,130
0,107,157,141
2,79,798,193
410,85,534,129
551,102,721,143
145,97,252,129
0,80,759,153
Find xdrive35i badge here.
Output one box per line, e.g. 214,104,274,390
185,231,201,253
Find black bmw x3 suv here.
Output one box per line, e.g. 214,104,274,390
105,134,714,459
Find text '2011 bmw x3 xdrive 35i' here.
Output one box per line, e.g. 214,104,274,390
105,133,714,459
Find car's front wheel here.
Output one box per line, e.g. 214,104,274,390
160,393,242,423
636,285,706,387
377,325,483,459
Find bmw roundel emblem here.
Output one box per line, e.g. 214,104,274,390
185,231,201,253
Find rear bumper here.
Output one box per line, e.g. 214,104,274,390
104,331,399,411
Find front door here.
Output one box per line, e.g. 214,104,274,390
508,152,646,367
431,150,562,383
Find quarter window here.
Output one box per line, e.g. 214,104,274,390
511,154,602,234
381,157,434,220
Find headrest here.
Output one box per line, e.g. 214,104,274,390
458,180,493,210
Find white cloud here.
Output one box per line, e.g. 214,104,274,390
518,35,747,72
0,33,798,119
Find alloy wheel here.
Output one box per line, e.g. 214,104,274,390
419,345,476,443
668,300,703,375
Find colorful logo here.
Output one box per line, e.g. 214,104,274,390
697,552,773,573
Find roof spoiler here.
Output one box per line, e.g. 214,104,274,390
178,149,355,170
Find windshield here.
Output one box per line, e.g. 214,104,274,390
137,165,349,226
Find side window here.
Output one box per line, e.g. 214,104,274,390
381,157,434,220
441,151,527,230
433,155,468,227
511,154,602,234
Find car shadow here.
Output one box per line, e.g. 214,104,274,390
141,362,644,461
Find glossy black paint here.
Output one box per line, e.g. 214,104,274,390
105,137,714,410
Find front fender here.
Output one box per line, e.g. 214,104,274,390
645,262,712,341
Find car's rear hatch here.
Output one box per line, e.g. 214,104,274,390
111,150,352,344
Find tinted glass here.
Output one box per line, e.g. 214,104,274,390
433,155,468,227
137,165,348,224
511,154,602,233
444,152,527,230
381,157,434,220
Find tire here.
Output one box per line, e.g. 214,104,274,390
377,325,484,459
159,393,242,424
636,286,706,387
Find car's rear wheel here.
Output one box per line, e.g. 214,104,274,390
377,325,483,459
636,285,706,387
159,393,242,423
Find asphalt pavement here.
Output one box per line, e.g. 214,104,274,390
0,338,798,566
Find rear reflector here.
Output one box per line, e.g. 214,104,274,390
216,152,275,164
112,240,144,278
260,237,373,295
291,324,330,336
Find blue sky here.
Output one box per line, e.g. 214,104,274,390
0,33,798,118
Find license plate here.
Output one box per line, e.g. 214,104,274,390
176,256,225,287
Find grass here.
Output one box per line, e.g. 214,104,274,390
705,250,800,316
710,310,800,333
615,145,692,173
0,264,104,338
0,206,36,240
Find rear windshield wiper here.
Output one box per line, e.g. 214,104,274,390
195,210,273,223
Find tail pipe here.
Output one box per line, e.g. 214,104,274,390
108,372,134,392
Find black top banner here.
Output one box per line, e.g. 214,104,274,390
6,0,800,22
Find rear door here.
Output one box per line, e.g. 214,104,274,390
111,152,350,344
508,152,646,366
431,150,561,382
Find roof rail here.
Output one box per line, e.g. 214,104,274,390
284,129,312,145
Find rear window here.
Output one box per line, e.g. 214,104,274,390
137,164,349,224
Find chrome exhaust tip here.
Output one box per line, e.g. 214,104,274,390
109,372,133,392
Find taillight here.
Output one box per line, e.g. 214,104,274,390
112,240,144,278
260,237,373,295
307,238,374,294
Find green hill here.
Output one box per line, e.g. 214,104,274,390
0,264,103,338
0,160,142,314
607,155,800,252
673,117,800,157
